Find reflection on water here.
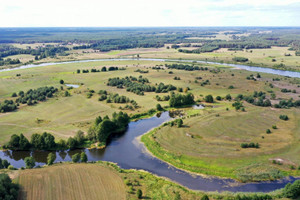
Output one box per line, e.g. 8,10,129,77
0,112,299,192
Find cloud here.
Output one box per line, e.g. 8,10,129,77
0,0,299,26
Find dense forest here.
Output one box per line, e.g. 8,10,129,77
1,27,300,63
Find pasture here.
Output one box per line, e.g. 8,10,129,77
142,105,300,181
0,59,299,145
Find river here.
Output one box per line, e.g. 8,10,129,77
1,58,300,78
1,58,299,192
0,112,299,192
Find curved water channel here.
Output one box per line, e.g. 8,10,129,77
1,58,300,78
0,112,299,192
0,58,300,192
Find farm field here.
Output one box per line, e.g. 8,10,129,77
16,163,126,200
12,162,219,200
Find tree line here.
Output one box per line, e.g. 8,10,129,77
165,63,208,71
77,66,122,73
4,131,86,151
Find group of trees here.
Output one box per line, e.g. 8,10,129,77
87,112,130,144
77,66,120,73
234,92,272,107
241,142,260,148
169,93,195,107
232,91,300,109
0,100,17,113
0,58,21,66
274,99,300,108
98,90,139,109
165,64,208,71
107,76,176,95
134,69,149,74
0,45,69,62
5,131,86,151
0,174,19,200
14,86,57,106
281,88,296,93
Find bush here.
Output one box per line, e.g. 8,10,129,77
266,129,271,134
204,95,214,103
279,115,289,121
136,189,143,199
59,79,64,84
0,174,19,200
201,194,209,200
47,152,56,165
225,94,232,100
24,157,35,169
81,152,88,163
216,96,221,101
282,180,300,199
233,57,249,62
156,104,163,111
72,153,81,163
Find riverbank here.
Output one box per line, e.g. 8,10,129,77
141,106,300,183
8,161,286,200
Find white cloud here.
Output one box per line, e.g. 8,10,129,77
0,0,299,26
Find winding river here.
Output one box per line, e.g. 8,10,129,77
0,58,300,78
0,112,299,192
0,58,300,192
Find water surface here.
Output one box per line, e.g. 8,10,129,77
0,112,299,192
1,58,300,78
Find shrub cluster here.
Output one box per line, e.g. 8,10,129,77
0,100,17,113
107,76,176,95
15,86,57,106
241,143,260,148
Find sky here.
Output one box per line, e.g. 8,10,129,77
1,0,300,27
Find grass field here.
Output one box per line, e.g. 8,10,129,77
142,104,300,181
16,163,126,200
0,59,299,145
